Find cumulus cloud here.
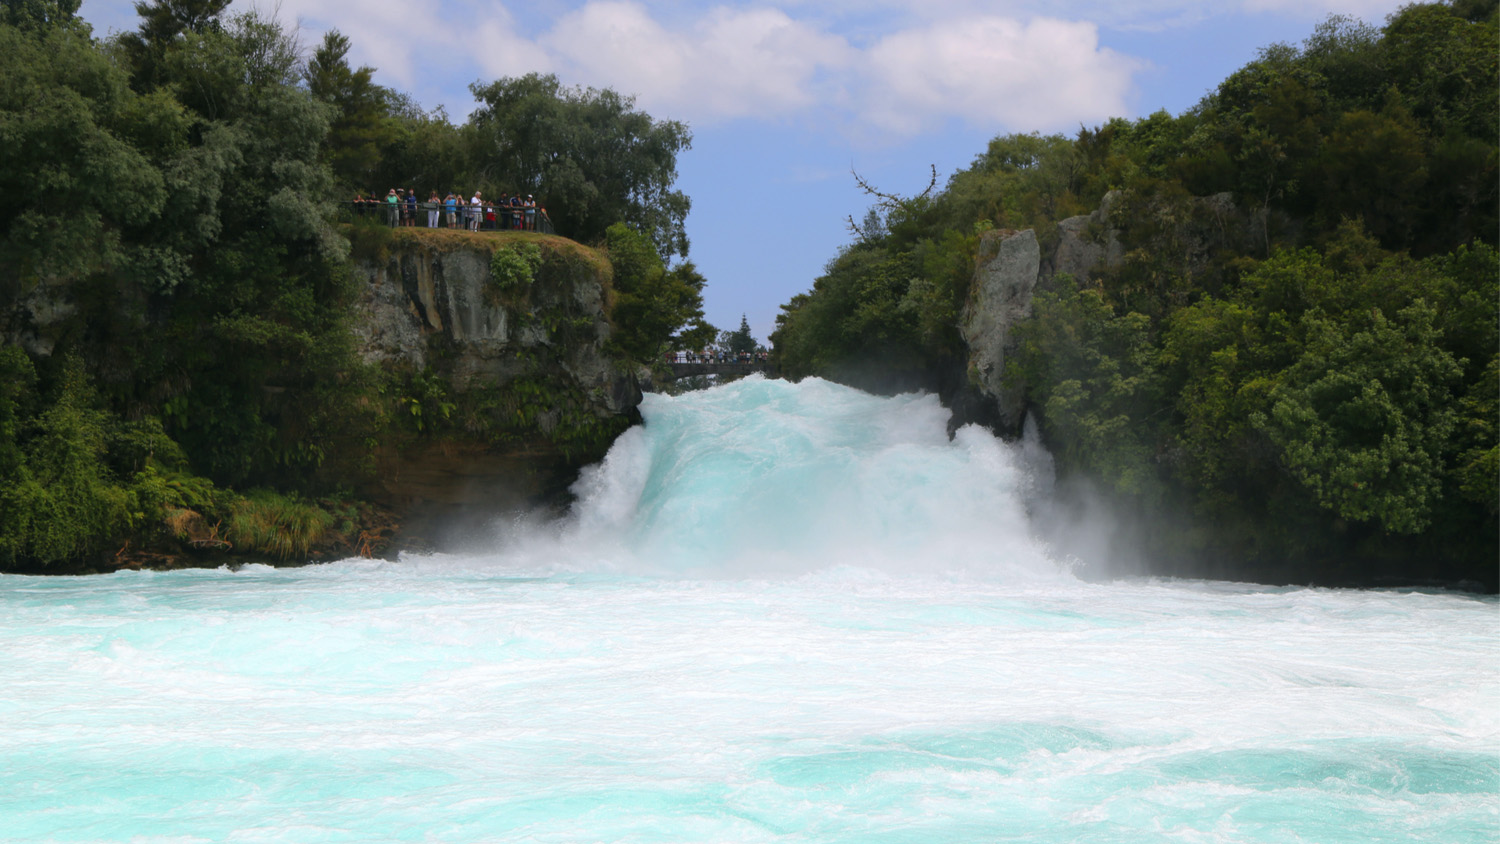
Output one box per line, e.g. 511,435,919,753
861,16,1140,135
469,8,554,82
780,0,1408,27
252,0,454,88
532,2,1137,135
542,2,853,120
202,0,1174,136
1238,0,1407,16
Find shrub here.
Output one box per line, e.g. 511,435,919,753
489,243,544,294
226,490,334,561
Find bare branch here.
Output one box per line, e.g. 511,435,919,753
850,163,939,210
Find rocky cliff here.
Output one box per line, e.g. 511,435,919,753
346,229,642,524
957,191,1249,436
958,228,1040,432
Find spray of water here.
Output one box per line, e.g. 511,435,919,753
2,377,1495,843
487,376,1067,579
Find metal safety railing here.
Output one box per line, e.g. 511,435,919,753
342,198,554,234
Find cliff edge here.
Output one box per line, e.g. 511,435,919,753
343,228,643,529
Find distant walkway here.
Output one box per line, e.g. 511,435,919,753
664,361,774,380
345,201,555,234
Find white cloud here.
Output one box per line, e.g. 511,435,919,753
154,0,1331,137
767,0,1409,33
468,7,554,82
686,7,855,116
249,0,453,88
542,2,853,120
1238,0,1407,17
861,16,1140,135
530,2,1139,135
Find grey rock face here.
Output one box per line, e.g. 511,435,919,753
960,229,1041,432
2,281,77,357
958,190,1254,439
352,241,638,417
1050,190,1124,285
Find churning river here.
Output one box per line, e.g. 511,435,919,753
2,377,1495,843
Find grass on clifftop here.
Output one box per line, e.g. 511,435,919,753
372,227,612,278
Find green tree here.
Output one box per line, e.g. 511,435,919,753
772,2,1497,585
0,346,35,481
0,18,174,291
468,74,692,259
1010,276,1167,503
604,223,711,361
367,98,466,196
1257,302,1459,533
95,8,358,485
772,244,928,389
116,0,230,92
0,357,129,565
1,0,80,32
1161,242,1487,551
718,315,757,356
306,29,394,191
944,133,1087,235
1380,1,1499,142
1315,99,1427,246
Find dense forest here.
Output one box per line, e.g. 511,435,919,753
772,0,1498,588
0,0,709,570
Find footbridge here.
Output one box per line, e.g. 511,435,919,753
663,361,774,381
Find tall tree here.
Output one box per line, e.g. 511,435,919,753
469,73,692,259
306,29,392,191
604,223,711,360
116,0,230,92
1,0,80,32
0,17,172,294
724,315,757,355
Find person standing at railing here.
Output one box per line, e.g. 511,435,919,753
385,189,400,226
405,190,417,227
468,192,481,232
524,195,537,231
426,191,440,228
444,192,457,228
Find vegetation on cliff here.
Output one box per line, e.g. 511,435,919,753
771,1,1497,586
0,1,705,571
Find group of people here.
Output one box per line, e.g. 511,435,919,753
668,349,768,364
351,189,545,232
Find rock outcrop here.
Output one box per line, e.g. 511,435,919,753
347,231,641,519
1047,190,1125,283
959,228,1040,433
353,231,637,414
956,190,1251,437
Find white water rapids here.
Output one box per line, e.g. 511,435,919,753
2,377,1495,842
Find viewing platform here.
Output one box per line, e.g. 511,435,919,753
664,361,774,380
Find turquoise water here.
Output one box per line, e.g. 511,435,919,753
3,377,1496,842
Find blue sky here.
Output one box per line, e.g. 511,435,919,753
80,0,1412,345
